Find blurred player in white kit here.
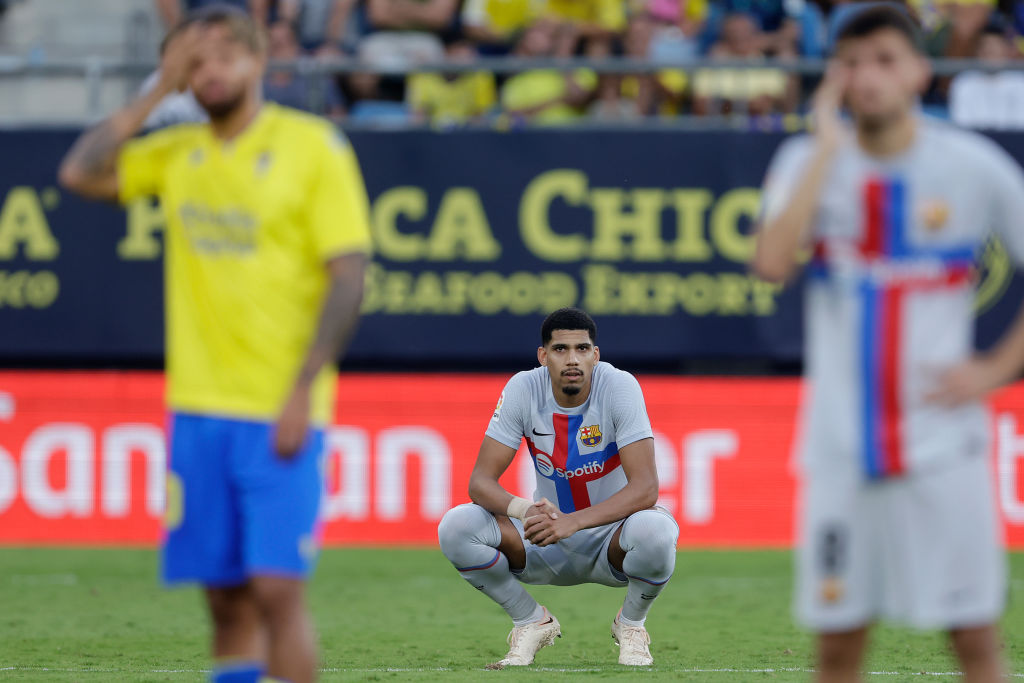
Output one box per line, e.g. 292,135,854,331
437,307,678,668
755,5,1024,682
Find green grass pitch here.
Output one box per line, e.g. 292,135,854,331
2,548,1024,681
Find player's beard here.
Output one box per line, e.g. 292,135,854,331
561,385,581,396
199,88,247,121
857,112,894,134
855,101,908,135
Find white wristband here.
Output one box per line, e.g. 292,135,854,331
506,496,532,521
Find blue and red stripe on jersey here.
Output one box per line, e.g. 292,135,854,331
526,414,621,514
860,177,976,478
813,177,976,479
859,178,905,479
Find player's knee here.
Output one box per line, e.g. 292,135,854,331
620,510,679,573
437,503,500,559
249,576,304,618
206,586,259,632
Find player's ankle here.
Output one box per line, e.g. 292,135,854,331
617,612,646,628
512,604,547,627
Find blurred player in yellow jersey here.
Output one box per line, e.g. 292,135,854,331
58,6,371,683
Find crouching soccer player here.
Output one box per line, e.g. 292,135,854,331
438,308,679,668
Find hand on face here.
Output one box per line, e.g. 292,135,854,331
811,62,849,151
160,25,204,93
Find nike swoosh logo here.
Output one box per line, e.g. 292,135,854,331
532,428,553,437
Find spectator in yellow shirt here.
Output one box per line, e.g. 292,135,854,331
408,41,497,126
500,18,598,125
541,0,627,34
461,0,537,51
538,0,628,54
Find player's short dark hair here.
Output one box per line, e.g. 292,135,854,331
184,3,268,55
833,3,923,54
541,308,597,346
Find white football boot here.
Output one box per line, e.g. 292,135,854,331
611,611,654,666
485,607,561,669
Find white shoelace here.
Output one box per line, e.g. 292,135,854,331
506,627,521,649
619,624,651,655
507,617,552,649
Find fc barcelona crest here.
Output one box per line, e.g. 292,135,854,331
918,198,949,231
821,576,844,604
578,425,602,447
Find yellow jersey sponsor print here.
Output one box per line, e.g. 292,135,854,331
118,104,372,424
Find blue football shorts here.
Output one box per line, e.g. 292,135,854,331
162,412,325,587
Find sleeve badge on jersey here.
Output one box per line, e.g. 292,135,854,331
578,424,602,447
491,391,505,421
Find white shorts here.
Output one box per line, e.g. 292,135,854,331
796,454,1006,632
508,516,636,588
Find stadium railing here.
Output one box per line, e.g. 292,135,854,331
0,55,1016,126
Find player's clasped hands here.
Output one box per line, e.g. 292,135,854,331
525,497,559,520
524,498,581,547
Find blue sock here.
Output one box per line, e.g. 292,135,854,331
211,660,264,683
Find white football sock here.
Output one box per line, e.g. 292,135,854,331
438,503,542,626
618,509,679,625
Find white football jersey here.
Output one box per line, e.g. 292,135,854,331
486,361,654,513
762,117,1024,479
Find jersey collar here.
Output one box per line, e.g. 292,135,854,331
203,102,277,153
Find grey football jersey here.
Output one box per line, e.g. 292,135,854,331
486,362,654,513
762,117,1024,478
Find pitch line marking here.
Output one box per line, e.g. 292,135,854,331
2,665,1023,677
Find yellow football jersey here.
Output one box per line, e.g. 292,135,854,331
408,71,497,125
541,0,625,32
118,103,372,425
501,69,598,124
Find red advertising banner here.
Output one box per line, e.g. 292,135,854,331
1,372,1023,547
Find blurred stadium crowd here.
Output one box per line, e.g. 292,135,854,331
3,0,1024,128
